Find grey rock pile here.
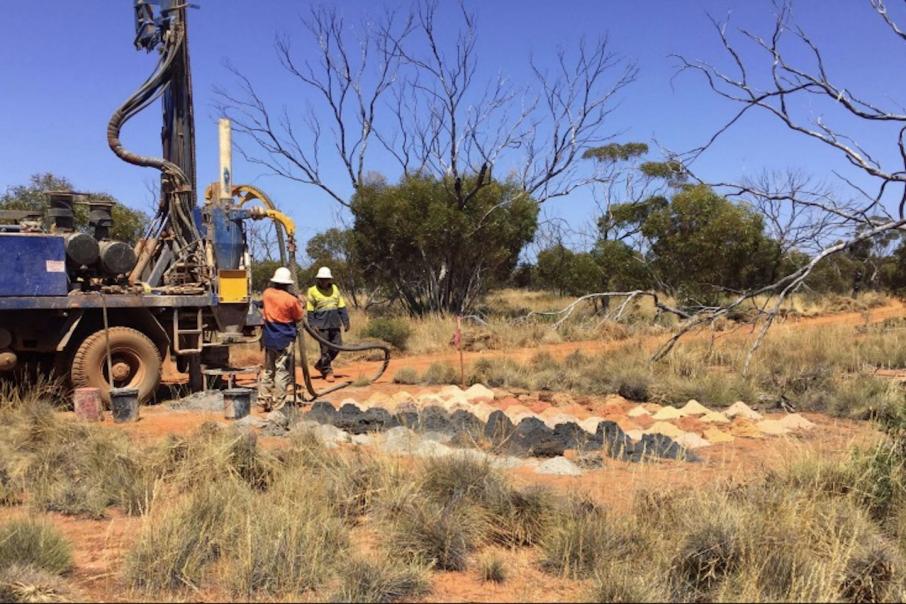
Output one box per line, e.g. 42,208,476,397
294,386,697,464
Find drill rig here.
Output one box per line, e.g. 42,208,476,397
0,0,387,403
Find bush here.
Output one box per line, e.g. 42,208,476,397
413,456,553,548
331,557,430,603
0,520,72,575
362,318,412,351
614,369,651,402
6,401,152,518
840,535,902,603
484,485,553,547
419,455,500,506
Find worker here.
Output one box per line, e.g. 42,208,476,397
258,266,304,411
306,266,350,382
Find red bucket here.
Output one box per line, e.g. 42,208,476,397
73,387,103,422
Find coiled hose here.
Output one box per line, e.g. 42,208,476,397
294,309,391,400
246,190,390,401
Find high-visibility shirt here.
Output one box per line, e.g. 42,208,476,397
306,284,349,330
261,287,303,350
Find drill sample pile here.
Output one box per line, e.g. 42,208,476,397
292,386,819,464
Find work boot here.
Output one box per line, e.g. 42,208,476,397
325,373,335,383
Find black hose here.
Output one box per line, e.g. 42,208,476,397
295,317,391,399
107,26,201,250
272,226,390,401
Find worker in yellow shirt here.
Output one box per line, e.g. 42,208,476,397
306,267,350,382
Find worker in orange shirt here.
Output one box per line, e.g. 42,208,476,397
258,267,304,411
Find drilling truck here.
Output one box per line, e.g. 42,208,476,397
0,1,386,403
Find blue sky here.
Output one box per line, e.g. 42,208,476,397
2,1,903,255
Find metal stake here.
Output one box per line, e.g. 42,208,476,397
101,294,114,399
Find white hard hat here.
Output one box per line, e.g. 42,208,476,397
316,266,333,280
270,267,294,285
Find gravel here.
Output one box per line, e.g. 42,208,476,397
535,456,583,476
167,390,224,411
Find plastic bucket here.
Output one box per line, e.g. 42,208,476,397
73,387,103,422
110,387,140,423
224,388,252,420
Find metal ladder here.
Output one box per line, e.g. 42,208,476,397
173,308,203,354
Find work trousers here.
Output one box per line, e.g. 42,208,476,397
314,328,342,376
258,343,293,410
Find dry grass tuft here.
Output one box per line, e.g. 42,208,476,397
671,513,741,600
477,554,507,583
392,367,420,384
0,564,79,603
331,556,431,603
0,520,72,576
588,562,667,603
227,488,348,597
416,455,553,548
540,497,636,579
388,497,483,571
125,482,241,592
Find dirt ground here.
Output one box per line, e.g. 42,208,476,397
19,301,903,602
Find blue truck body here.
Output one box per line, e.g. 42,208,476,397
0,234,68,297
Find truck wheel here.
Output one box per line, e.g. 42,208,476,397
71,327,161,403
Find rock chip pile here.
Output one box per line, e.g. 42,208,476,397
293,385,703,464
179,384,819,474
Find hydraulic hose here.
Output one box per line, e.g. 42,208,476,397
293,290,391,399
240,187,391,401
107,25,202,251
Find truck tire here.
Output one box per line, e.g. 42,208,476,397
71,327,161,403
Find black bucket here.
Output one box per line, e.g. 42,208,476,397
110,387,140,423
224,388,252,420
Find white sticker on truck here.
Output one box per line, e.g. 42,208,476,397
46,260,65,273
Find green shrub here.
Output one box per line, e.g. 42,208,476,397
0,520,72,575
363,318,412,351
331,557,430,603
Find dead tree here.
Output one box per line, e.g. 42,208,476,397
215,1,636,313
527,2,906,372
667,0,906,371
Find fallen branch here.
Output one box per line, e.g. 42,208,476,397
522,290,690,329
